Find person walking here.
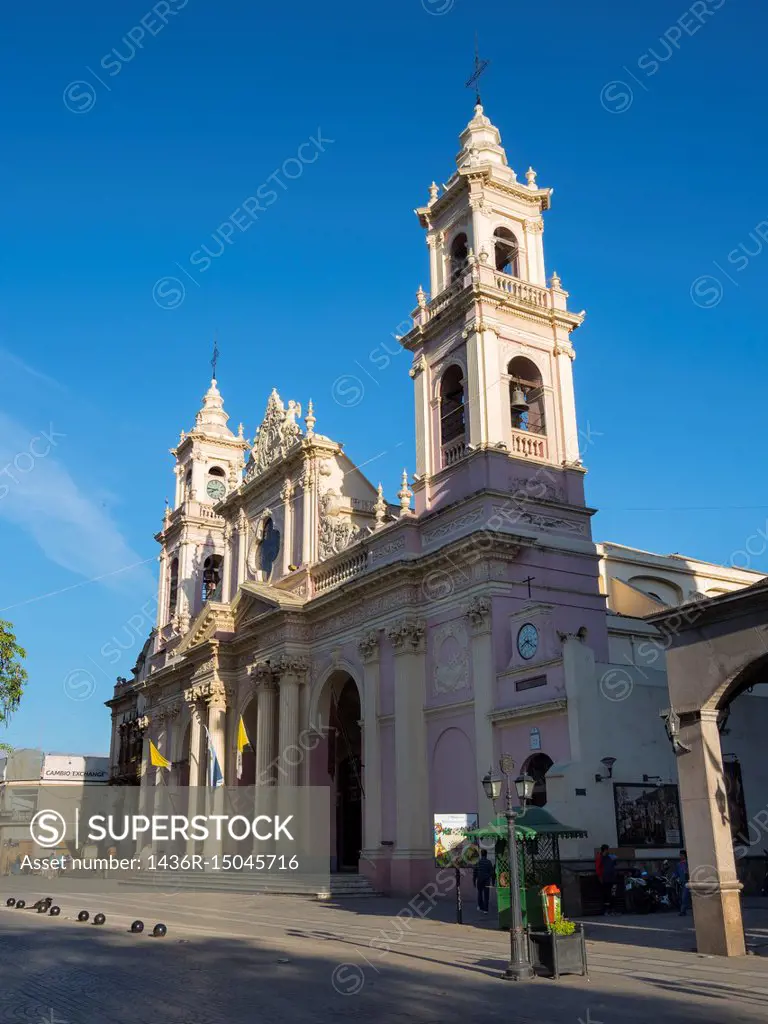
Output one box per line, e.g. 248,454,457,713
473,849,495,914
597,844,617,914
676,849,691,916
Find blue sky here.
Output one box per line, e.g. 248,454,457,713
2,0,766,753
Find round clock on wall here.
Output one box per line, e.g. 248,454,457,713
517,623,539,660
206,478,226,501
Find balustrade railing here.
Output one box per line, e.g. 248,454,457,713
441,438,468,468
510,428,548,460
314,550,369,594
492,271,550,308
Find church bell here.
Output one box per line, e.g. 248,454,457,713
510,386,529,413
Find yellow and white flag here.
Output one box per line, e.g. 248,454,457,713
149,739,172,770
236,716,251,780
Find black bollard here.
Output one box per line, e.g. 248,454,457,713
49,906,61,916
6,898,15,907
152,923,167,938
77,910,89,922
36,903,47,914
16,900,26,909
93,913,106,926
130,920,144,934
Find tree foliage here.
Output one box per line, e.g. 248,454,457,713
0,619,27,749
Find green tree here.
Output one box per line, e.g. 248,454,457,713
0,619,27,753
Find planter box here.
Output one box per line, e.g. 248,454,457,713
528,924,588,980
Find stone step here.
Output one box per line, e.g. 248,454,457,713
120,871,382,899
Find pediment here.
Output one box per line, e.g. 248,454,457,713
232,581,306,630
175,603,234,656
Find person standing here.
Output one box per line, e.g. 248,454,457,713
473,849,495,914
676,849,691,916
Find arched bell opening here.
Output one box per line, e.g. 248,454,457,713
508,356,546,436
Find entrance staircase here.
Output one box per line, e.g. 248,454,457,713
120,870,381,899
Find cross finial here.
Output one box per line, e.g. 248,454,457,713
465,33,490,107
211,336,220,381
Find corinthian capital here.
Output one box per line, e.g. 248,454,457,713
249,660,276,687
386,618,426,654
465,596,492,634
358,630,380,663
273,654,309,683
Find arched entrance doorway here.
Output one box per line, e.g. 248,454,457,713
311,671,364,872
521,753,553,808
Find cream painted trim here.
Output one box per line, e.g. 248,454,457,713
424,699,475,717
489,698,567,723
497,655,562,681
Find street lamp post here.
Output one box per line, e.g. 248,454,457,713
492,755,535,982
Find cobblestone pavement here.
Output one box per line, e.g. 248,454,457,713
2,881,768,1024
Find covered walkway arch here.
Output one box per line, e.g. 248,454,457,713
649,580,768,956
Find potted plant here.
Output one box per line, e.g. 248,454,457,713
528,911,588,980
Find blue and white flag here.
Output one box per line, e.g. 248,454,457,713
204,726,225,788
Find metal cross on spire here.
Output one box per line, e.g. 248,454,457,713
211,336,220,381
465,34,490,106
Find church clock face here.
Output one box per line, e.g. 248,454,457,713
206,479,226,501
517,623,539,660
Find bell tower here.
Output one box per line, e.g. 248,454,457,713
155,376,248,645
404,103,586,513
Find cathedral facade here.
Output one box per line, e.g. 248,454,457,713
107,104,767,896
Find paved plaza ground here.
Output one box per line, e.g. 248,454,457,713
2,879,768,1023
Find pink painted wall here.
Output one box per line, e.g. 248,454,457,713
428,714,476,816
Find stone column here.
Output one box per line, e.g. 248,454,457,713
251,663,279,856
221,521,233,603
236,509,248,587
184,695,204,855
426,231,438,295
203,681,229,861
387,618,431,883
464,327,484,449
176,530,195,633
301,463,314,566
135,715,151,856
108,712,119,777
252,663,278,786
137,716,151,808
466,597,495,823
173,463,183,508
358,631,382,855
678,708,745,956
275,655,307,787
554,341,579,463
156,550,168,631
409,357,430,481
281,481,294,577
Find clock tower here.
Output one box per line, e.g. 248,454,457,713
154,377,248,646
404,103,586,515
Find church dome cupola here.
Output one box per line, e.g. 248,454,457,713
194,378,234,439
455,104,514,179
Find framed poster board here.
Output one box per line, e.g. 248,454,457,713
433,812,479,868
613,783,683,848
